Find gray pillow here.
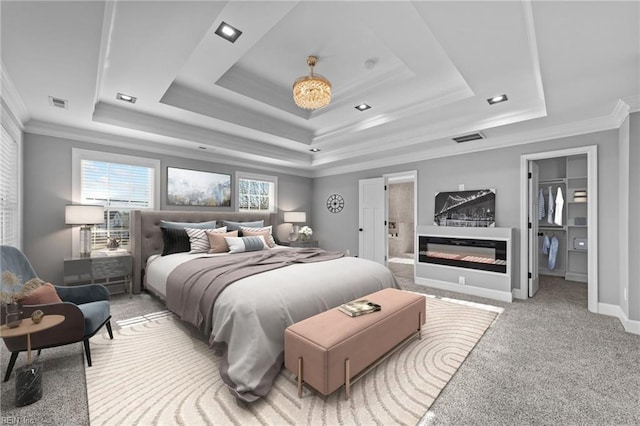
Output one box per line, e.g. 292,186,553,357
222,220,264,233
160,220,217,229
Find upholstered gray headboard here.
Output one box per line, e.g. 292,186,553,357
130,210,277,293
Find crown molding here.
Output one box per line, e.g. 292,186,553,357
23,120,314,178
1,64,29,126
311,105,626,177
623,94,639,113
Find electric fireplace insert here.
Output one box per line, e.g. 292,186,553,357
418,235,507,273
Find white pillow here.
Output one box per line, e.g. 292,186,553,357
224,235,267,254
185,226,227,253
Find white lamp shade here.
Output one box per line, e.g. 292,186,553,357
284,211,306,223
65,205,105,225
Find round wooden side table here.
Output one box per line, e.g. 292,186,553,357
0,314,65,406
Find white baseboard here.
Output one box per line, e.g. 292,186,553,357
415,277,513,303
512,287,527,300
598,303,640,335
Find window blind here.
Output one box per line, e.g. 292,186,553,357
80,159,155,249
0,126,18,246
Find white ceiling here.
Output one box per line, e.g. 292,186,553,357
2,1,638,177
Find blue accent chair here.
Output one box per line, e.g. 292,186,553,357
0,245,113,381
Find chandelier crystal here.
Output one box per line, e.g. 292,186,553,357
293,56,331,110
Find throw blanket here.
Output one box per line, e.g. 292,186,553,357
164,248,398,402
166,248,345,336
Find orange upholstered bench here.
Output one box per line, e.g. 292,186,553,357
284,288,425,399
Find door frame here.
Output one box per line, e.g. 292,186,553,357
518,146,598,312
383,170,418,269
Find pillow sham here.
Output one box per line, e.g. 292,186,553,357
205,230,239,253
160,227,191,256
160,220,217,230
160,220,218,255
239,225,276,248
224,235,267,254
185,226,227,254
18,283,62,305
222,220,264,234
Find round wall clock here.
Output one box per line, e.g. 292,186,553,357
326,193,344,213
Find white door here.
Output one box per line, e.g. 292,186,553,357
528,161,540,297
359,177,386,264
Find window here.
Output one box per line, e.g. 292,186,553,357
237,172,278,213
73,149,160,251
0,126,18,246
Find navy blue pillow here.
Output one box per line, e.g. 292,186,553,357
160,227,191,256
159,220,219,256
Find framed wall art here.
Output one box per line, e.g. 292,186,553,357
167,167,231,207
434,189,496,227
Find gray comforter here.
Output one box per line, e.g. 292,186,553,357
166,248,398,402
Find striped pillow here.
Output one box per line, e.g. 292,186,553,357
224,236,267,253
239,225,276,247
185,227,227,253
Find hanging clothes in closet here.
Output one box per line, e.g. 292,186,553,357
541,232,559,270
538,188,545,220
554,187,564,226
547,186,555,225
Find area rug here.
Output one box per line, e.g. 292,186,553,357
85,295,500,426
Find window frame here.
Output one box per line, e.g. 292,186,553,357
72,148,160,253
235,171,278,213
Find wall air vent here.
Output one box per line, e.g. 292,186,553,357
453,132,484,143
48,96,68,109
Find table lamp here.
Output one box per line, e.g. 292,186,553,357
65,205,105,257
284,211,306,242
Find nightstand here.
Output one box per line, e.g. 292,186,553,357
64,253,133,297
287,240,319,248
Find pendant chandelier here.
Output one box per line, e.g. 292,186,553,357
292,56,332,110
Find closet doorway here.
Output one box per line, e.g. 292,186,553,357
385,171,417,281
520,146,598,312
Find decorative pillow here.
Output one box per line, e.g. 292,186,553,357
222,220,264,234
185,227,227,254
205,230,238,253
160,220,217,230
18,283,62,305
239,226,276,248
224,235,267,254
160,227,191,256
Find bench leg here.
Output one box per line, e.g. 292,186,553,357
345,358,351,400
297,357,303,398
419,311,423,340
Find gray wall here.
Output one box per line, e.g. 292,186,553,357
22,133,312,285
313,129,623,307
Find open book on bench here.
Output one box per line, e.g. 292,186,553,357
338,300,382,317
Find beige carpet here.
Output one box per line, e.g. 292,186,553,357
85,295,499,425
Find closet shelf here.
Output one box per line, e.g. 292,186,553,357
538,178,567,184
568,249,588,253
539,226,567,231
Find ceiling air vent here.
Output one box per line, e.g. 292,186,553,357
48,96,68,109
453,132,484,143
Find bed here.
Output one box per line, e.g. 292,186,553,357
130,210,399,402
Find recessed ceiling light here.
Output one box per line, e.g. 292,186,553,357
215,22,242,43
355,103,371,111
198,146,207,150
116,93,137,103
487,94,508,105
310,148,321,152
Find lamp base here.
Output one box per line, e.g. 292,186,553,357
79,225,92,257
288,225,300,242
